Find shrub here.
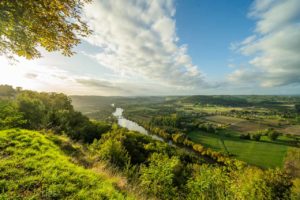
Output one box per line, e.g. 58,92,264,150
240,133,251,140
139,153,180,199
252,133,262,141
186,165,229,200
267,129,280,141
94,138,130,169
172,133,186,144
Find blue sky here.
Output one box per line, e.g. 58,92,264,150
1,0,300,95
176,0,253,80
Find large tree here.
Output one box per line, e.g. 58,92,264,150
0,0,91,59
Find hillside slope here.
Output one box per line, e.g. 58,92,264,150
0,129,133,200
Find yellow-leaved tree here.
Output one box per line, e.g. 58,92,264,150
0,0,91,59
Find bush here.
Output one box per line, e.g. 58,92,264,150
139,153,180,199
240,133,251,140
186,165,229,199
0,101,26,129
252,133,261,141
91,138,130,169
267,129,280,141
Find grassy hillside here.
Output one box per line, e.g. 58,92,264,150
0,129,133,200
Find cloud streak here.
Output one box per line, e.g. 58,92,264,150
229,0,300,88
82,0,206,89
75,78,129,93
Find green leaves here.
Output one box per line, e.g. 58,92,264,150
186,165,229,200
139,153,180,199
0,0,91,59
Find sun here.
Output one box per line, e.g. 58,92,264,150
0,56,41,90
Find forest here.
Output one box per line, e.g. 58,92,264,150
1,84,299,199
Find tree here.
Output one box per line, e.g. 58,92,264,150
172,133,186,144
267,129,280,141
0,85,15,97
139,153,180,199
186,165,229,200
16,96,46,129
0,100,26,129
230,167,272,199
240,133,251,140
93,138,130,169
0,0,91,59
295,104,300,114
252,133,261,141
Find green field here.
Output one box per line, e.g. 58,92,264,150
188,131,289,168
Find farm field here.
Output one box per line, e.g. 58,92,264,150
281,125,300,135
205,115,246,124
188,130,289,168
116,95,300,169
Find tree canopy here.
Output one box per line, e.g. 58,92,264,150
0,0,91,59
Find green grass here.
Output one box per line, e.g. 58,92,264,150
0,129,133,200
179,104,242,113
188,130,289,168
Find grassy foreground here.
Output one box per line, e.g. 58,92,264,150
0,129,133,200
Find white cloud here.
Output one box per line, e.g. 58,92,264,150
229,0,300,88
0,55,193,96
82,0,206,89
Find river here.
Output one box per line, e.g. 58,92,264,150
112,107,165,142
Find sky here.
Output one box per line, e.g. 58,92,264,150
1,0,300,96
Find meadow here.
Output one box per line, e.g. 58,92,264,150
188,130,289,168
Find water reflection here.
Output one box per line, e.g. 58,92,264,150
112,107,163,141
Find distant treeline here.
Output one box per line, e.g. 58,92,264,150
181,95,300,109
0,85,110,142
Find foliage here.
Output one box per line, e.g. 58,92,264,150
0,84,16,97
0,100,26,129
295,104,300,113
0,86,297,199
284,148,300,178
0,0,91,59
139,153,180,199
240,133,251,140
172,132,186,144
150,115,180,128
263,169,293,200
252,133,262,141
230,167,272,199
198,122,217,133
17,95,46,129
0,86,111,143
90,137,130,169
291,178,300,200
186,165,229,200
267,129,280,141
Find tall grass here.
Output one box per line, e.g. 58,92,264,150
0,129,134,199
